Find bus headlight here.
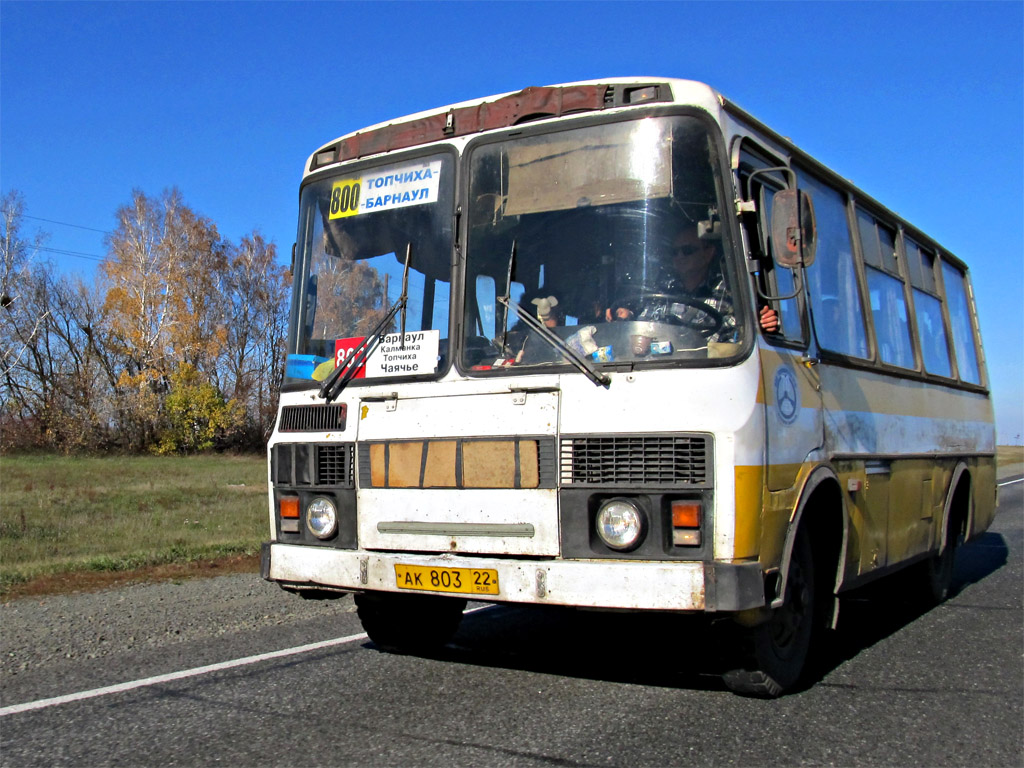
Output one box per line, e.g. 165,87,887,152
595,498,646,551
306,497,338,539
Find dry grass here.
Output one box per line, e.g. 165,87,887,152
997,444,1024,467
0,454,268,597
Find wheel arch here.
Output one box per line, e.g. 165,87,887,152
939,462,973,555
772,465,847,616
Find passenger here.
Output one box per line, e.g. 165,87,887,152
606,227,779,341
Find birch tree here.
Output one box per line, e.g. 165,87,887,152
223,232,291,445
1,191,51,447
102,188,229,449
1,191,48,381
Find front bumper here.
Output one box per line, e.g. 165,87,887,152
262,542,765,613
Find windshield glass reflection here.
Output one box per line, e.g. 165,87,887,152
461,116,744,373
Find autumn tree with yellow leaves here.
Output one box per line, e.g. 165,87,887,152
0,189,291,454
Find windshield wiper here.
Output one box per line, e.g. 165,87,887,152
398,242,411,345
498,240,516,355
496,295,610,388
318,244,411,403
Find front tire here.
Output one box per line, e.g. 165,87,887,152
355,592,466,652
723,527,817,697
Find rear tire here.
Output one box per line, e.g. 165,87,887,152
355,592,466,652
723,527,817,697
912,514,962,606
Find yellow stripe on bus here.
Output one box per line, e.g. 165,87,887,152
733,465,764,559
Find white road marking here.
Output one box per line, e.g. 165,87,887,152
0,632,368,717
1,603,495,718
997,477,1022,487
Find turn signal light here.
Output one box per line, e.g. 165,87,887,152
671,501,701,528
671,501,701,547
280,497,300,519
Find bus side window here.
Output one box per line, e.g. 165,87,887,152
905,237,952,378
475,275,497,339
940,261,982,385
857,208,915,370
796,171,870,360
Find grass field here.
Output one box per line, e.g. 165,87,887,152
0,454,268,596
2,447,1021,600
997,444,1024,467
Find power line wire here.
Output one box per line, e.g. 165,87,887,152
22,215,111,235
36,246,105,262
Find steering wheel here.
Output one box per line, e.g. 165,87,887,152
610,291,725,335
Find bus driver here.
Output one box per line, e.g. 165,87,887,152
606,226,780,339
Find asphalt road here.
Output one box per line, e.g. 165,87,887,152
2,474,1021,767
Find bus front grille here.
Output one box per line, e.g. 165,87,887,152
559,434,712,487
316,445,352,486
272,443,355,488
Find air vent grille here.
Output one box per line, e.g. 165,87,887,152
559,434,711,487
316,445,352,486
279,404,347,433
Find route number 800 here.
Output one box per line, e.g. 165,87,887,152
329,180,361,219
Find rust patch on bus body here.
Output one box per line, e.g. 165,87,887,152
333,86,610,164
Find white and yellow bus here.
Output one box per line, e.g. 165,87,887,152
262,78,996,696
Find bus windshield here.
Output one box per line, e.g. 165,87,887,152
285,152,455,385
462,116,745,371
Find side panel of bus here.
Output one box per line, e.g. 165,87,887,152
732,123,996,595
820,367,996,579
790,164,998,587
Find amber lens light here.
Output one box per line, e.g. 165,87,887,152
671,501,701,547
280,497,300,519
671,501,701,528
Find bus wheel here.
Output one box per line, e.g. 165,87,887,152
355,592,467,652
723,527,816,697
913,515,961,605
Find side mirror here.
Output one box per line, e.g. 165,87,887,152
770,189,817,268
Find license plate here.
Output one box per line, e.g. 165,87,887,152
394,564,500,596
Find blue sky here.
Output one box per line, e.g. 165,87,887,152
2,1,1022,442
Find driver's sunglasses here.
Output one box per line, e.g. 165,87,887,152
674,244,702,257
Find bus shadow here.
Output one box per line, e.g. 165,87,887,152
369,532,1010,694
951,531,1011,589
434,603,733,693
807,531,1010,685
376,536,1007,696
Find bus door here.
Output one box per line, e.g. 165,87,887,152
737,145,824,494
761,350,823,492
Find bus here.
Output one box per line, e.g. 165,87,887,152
261,78,996,696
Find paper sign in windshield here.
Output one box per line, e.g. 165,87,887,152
334,330,440,378
328,159,443,220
